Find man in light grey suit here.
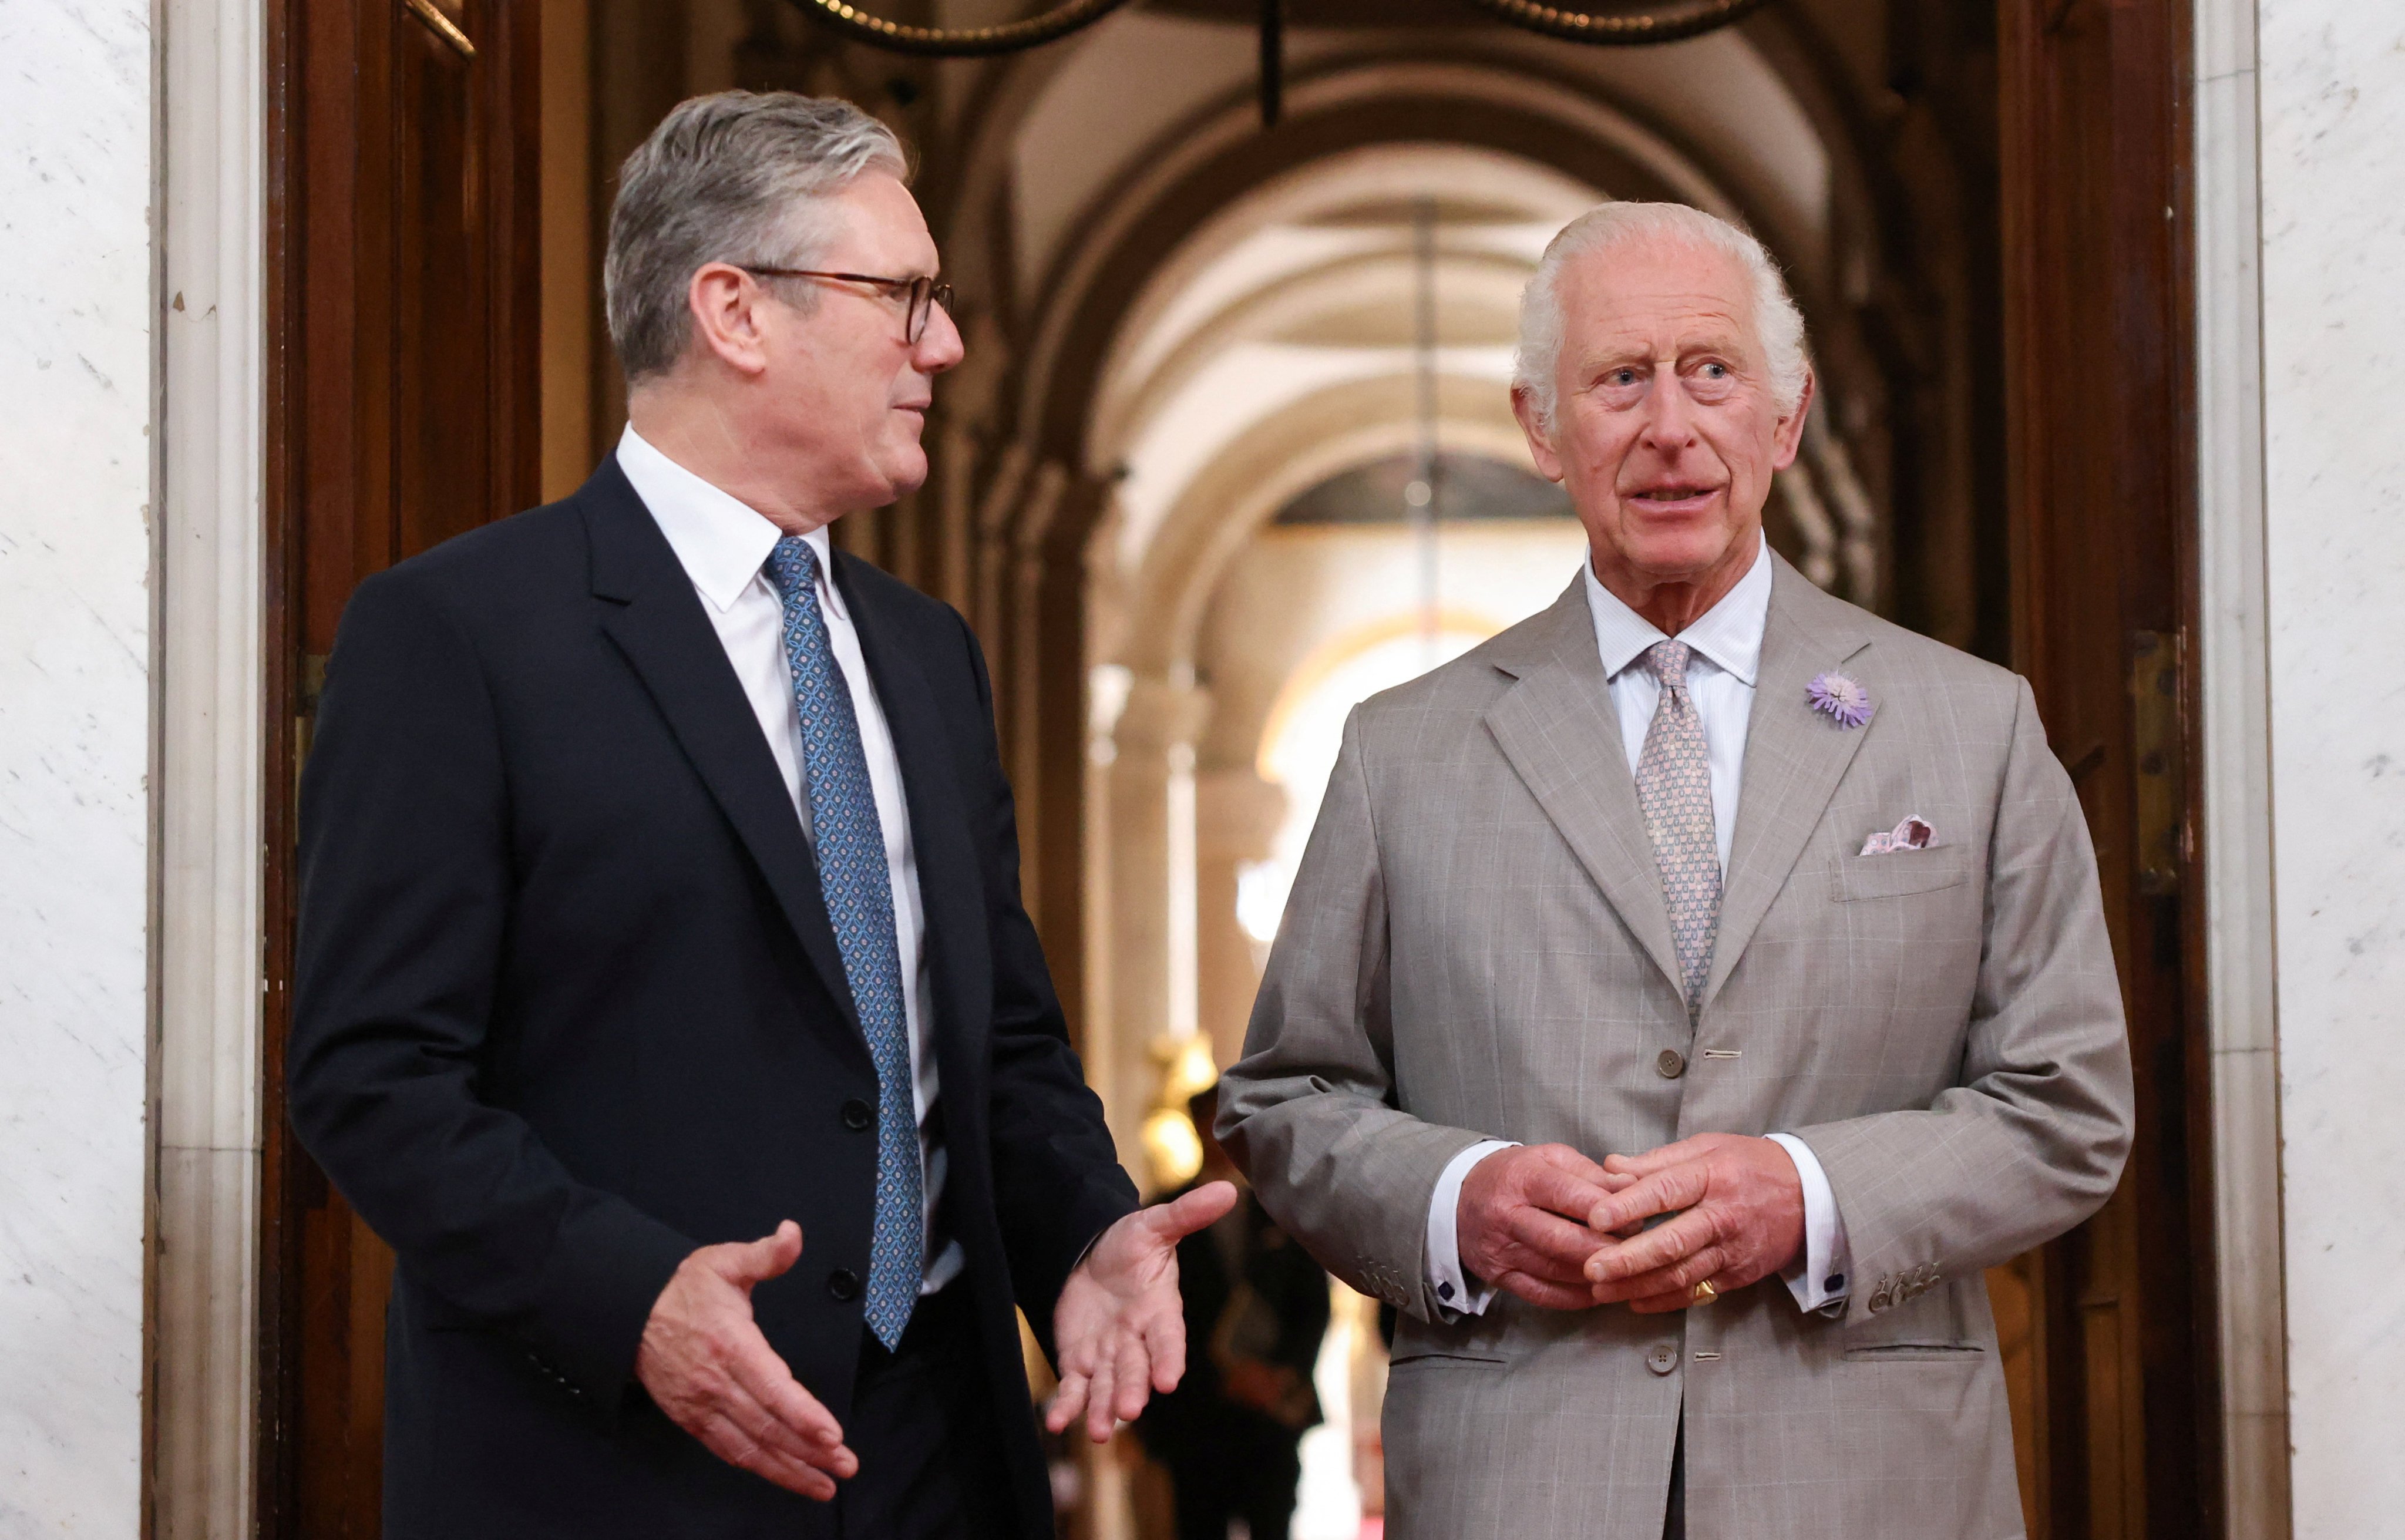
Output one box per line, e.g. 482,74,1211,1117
1216,201,2133,1540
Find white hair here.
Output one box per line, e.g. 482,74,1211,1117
1512,201,1810,432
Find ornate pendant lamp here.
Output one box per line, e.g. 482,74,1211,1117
789,0,1774,123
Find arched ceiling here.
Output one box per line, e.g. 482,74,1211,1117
939,8,1873,666
1004,11,1831,301
1091,142,1593,593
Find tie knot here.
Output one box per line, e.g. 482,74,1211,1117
1639,639,1696,691
765,534,819,597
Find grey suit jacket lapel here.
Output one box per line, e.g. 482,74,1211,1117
1482,580,1686,1000
1703,553,1878,1006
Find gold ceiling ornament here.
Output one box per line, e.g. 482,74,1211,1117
1451,0,1773,43
790,0,1143,56
787,0,1772,58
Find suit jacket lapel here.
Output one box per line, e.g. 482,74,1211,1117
1483,581,1686,1001
580,458,866,1041
1703,554,1877,1006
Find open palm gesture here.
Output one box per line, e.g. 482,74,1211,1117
1046,1181,1239,1442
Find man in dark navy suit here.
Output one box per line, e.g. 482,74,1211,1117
289,92,1231,1539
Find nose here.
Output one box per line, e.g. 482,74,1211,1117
914,297,965,375
1638,372,1698,450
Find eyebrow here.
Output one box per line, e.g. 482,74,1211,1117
1578,336,1753,369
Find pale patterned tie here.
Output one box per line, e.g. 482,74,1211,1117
1633,640,1722,1013
765,536,920,1350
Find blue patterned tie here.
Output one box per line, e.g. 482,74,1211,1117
766,536,920,1349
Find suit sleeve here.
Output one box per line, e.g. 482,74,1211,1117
1215,710,1495,1322
956,612,1139,1344
1791,677,2135,1323
288,569,695,1407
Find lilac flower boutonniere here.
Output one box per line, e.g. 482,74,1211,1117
1807,670,1874,729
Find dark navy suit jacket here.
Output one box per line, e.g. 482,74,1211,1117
290,456,1136,1538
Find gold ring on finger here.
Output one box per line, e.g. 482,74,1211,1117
1691,1278,1719,1304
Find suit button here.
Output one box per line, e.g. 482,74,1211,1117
1656,1049,1687,1080
1646,1342,1679,1376
828,1268,861,1302
840,1098,872,1132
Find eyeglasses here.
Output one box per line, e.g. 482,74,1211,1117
738,267,953,345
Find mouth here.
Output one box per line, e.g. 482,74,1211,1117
1624,483,1723,512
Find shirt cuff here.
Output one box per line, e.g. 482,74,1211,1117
1425,1140,1516,1319
1766,1132,1851,1314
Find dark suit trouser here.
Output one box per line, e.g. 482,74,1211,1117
836,1283,1013,1540
1663,1421,1685,1540
1165,1430,1303,1540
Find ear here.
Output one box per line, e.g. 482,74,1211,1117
1770,366,1816,470
1511,384,1567,484
685,262,775,378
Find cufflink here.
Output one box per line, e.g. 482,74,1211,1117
1825,1274,1846,1293
1438,1282,1455,1302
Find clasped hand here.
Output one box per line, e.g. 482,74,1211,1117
1455,1134,1804,1313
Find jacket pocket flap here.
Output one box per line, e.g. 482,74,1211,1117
1828,845,1975,903
1385,1349,1508,1368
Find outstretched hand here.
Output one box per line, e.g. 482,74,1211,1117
1047,1181,1240,1443
1582,1133,1805,1312
636,1222,859,1499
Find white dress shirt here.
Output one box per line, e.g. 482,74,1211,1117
617,425,964,1294
1424,537,1849,1318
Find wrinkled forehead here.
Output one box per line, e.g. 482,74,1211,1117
1558,235,1761,355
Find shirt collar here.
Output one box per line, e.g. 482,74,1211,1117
615,423,830,614
1581,533,1772,687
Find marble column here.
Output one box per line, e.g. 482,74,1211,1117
1196,768,1286,1070
0,4,156,1532
2258,2,2405,1534
1094,670,1212,1186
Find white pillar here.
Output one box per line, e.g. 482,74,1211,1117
153,1,269,1534
1165,736,1200,1040
2256,2,2405,1533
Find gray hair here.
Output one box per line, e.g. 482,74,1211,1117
604,91,909,381
1512,202,1809,433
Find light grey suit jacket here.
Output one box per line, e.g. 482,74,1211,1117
1217,556,2132,1540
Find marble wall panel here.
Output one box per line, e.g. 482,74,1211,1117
2258,2,2405,1535
0,3,156,1534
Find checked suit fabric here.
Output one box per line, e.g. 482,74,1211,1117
1633,639,1722,1013
767,535,921,1350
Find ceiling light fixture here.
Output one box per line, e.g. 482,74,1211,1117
789,0,1775,125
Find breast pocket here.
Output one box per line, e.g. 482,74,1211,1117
1827,845,1975,903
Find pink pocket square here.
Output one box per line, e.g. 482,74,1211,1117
1860,815,1937,855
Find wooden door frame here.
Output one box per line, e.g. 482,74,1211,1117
1998,0,2233,1534
238,2,2272,1535
257,0,541,1531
